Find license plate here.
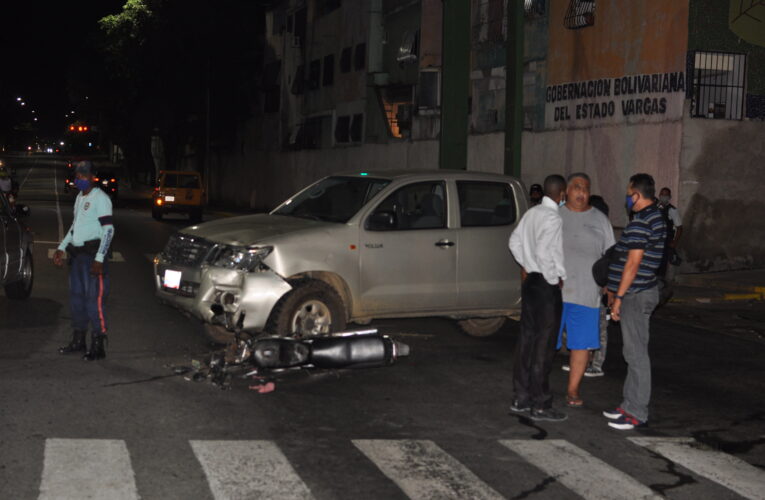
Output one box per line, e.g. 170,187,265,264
163,269,182,289
165,195,175,202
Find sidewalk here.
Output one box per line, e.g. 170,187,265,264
671,269,765,304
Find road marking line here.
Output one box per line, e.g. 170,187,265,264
353,439,504,500
53,165,64,241
38,438,139,500
629,437,765,500
500,439,661,500
19,164,34,189
47,248,125,262
190,440,314,500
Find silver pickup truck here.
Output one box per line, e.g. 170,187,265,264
154,170,526,338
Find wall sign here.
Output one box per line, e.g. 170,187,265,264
544,71,686,129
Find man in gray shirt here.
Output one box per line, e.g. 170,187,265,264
557,173,615,407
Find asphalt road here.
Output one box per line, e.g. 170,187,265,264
1,154,763,500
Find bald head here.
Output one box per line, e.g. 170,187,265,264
543,175,566,203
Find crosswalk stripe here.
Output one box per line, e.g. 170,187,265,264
38,438,139,500
500,439,661,500
190,440,314,500
47,248,125,262
353,439,504,500
629,437,765,500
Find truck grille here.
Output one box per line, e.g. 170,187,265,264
161,234,214,267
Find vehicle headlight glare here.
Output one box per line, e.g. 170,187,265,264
212,245,273,271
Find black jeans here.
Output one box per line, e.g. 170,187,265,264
513,272,562,409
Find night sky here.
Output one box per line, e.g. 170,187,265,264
1,0,125,137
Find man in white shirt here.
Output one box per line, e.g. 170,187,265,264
508,174,568,422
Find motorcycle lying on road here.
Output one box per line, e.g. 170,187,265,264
195,329,411,389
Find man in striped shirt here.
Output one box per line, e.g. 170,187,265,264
603,173,666,430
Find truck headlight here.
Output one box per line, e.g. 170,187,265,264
211,245,273,272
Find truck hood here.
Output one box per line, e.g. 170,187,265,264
180,213,334,246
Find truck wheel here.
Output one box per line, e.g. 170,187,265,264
457,317,506,337
268,280,346,338
5,250,33,300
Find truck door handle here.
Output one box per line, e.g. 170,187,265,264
435,240,455,248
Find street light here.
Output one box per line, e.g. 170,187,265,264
16,97,22,101
20,102,26,106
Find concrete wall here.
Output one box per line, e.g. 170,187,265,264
678,112,765,271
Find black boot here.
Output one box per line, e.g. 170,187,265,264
59,330,86,354
83,335,107,361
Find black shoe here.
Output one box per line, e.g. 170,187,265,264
83,335,107,361
510,399,531,414
529,408,568,422
59,330,86,354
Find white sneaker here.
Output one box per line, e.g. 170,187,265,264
561,364,570,372
584,366,605,377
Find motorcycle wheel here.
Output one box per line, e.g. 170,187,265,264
268,280,346,338
457,317,506,337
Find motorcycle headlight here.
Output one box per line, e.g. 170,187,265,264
212,245,273,272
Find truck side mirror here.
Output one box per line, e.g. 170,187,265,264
366,211,396,231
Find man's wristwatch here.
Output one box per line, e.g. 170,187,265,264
615,294,624,300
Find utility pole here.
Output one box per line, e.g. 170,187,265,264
504,0,524,178
439,0,470,170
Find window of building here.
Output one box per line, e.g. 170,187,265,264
309,59,321,90
380,86,413,138
689,51,747,120
334,115,351,143
418,69,440,111
524,0,546,16
396,30,419,64
457,181,517,227
564,0,595,29
316,0,341,17
323,54,335,86
350,114,364,142
367,182,447,231
354,43,366,71
340,47,352,73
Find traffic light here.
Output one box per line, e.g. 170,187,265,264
68,124,90,132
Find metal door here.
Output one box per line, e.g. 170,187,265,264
358,181,457,315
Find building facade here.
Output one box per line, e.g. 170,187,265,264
205,0,765,271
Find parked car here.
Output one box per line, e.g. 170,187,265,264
154,171,526,338
0,193,34,299
152,170,205,222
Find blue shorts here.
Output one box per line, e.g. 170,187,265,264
557,302,600,350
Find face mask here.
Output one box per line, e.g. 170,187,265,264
625,194,636,211
659,195,670,205
74,178,91,191
558,199,566,207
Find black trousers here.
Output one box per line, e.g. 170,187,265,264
513,272,562,409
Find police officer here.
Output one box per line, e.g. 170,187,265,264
54,161,115,360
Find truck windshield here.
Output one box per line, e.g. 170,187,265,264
272,176,390,223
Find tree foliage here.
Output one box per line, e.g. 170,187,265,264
71,0,262,180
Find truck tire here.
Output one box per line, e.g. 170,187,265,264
268,280,346,338
457,317,506,337
5,250,33,300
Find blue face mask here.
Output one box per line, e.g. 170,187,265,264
625,193,636,211
74,178,91,191
559,199,566,207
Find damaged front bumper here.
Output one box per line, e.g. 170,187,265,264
154,257,292,333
